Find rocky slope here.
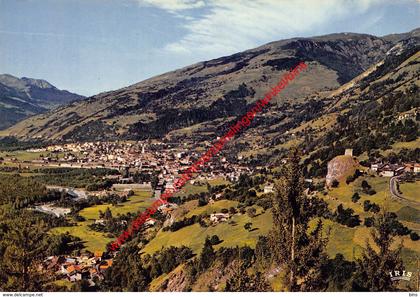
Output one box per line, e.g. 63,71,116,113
0,74,84,130
5,29,418,142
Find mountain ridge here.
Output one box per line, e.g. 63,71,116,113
0,74,84,130
2,29,419,143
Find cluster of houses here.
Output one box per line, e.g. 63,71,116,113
209,212,231,224
42,251,113,286
24,141,254,195
370,162,420,177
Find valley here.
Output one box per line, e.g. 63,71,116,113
0,27,419,292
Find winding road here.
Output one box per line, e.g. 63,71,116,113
389,176,420,207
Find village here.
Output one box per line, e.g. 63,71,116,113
25,140,253,189
2,143,419,287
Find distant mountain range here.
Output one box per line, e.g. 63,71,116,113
2,28,419,144
0,74,84,130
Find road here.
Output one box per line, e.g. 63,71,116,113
389,176,420,207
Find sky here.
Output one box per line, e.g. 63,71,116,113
0,0,419,96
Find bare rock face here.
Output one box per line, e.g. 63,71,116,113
155,265,188,292
326,155,358,187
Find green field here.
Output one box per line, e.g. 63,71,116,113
327,176,403,217
399,181,420,202
174,181,208,197
80,190,153,219
0,150,45,161
51,190,154,252
142,205,272,255
324,175,420,272
184,200,238,218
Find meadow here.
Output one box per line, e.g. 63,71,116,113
51,189,154,252
142,203,272,255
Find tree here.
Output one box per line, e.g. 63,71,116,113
351,193,361,203
102,244,151,291
320,253,356,291
198,237,215,272
346,175,355,184
224,261,271,292
410,232,419,241
268,148,329,291
246,207,257,218
0,218,52,291
104,207,113,220
244,222,252,231
209,235,221,245
352,212,404,291
331,179,339,188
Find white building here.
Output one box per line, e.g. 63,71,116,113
264,184,274,194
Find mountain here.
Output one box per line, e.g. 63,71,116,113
0,74,84,130
2,29,419,143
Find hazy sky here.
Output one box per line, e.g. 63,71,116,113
0,0,419,96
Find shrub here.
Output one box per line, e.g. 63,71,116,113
410,232,419,241
209,235,221,245
346,175,355,184
244,222,252,231
331,179,339,188
351,193,361,203
363,200,372,212
364,217,375,227
247,207,257,218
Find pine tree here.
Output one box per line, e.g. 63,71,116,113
352,211,404,291
199,236,215,272
268,148,329,291
104,207,113,220
0,218,51,291
224,261,271,292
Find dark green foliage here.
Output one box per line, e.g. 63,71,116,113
199,236,215,272
32,167,118,188
410,232,419,241
255,236,271,269
246,207,256,218
346,175,355,184
162,215,201,232
198,195,208,206
224,262,271,292
0,136,45,151
209,235,221,245
86,179,113,191
364,217,375,227
268,149,329,291
352,212,405,291
0,174,47,208
320,254,356,291
351,192,361,203
148,246,193,277
45,233,83,256
331,179,339,188
244,222,252,231
363,200,380,213
0,215,54,291
102,244,151,291
334,204,361,227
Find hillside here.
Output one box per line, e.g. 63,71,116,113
0,74,84,130
3,31,411,141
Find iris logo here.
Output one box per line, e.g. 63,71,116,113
389,270,412,281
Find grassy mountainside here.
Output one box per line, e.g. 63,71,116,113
4,31,408,141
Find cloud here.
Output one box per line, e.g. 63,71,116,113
142,0,411,57
139,0,206,11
